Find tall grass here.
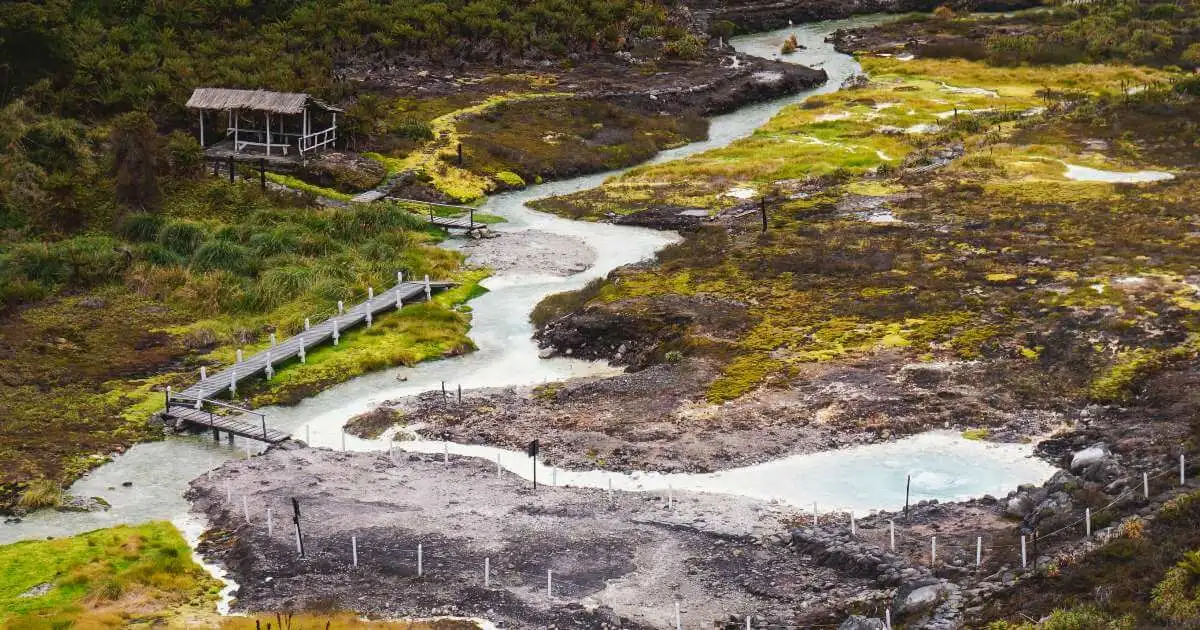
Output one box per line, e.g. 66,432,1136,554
191,240,255,275
16,479,62,509
118,213,163,242
157,221,205,257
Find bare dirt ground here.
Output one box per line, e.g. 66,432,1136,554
190,447,876,629
458,231,597,278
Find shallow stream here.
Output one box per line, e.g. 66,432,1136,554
1,15,1056,547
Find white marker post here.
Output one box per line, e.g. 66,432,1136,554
812,502,818,526
243,496,250,522
1020,535,1027,569
368,287,374,300
668,486,674,510
270,333,277,346
1144,472,1150,498
352,536,358,568
484,557,490,587
976,536,982,566
338,300,344,315
547,569,553,598
298,336,306,364
497,454,502,478
229,368,237,398
304,317,311,331
332,318,339,345
236,349,243,363
746,615,752,630
675,602,681,630
931,536,937,565
417,543,423,577
424,275,432,301
1085,508,1092,538
267,508,273,536
885,609,892,630
341,430,346,452
850,510,856,536
1182,454,1187,486
890,520,896,551
200,366,207,381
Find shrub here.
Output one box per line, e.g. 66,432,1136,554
933,5,956,20
136,243,185,267
164,130,204,176
119,213,163,242
663,34,705,60
495,171,526,188
1151,550,1200,624
157,221,205,257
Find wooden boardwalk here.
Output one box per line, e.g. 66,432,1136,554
163,277,455,443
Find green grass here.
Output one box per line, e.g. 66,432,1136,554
0,522,219,628
264,172,354,202
961,428,991,441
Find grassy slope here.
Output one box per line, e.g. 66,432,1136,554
0,521,480,629
0,177,487,507
0,522,220,629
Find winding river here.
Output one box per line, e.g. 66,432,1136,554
0,15,1054,546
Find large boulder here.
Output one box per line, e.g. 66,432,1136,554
1070,444,1110,471
838,616,887,630
894,579,948,616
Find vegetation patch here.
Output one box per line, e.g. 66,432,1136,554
0,522,220,629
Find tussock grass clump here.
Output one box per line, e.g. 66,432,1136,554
16,478,61,509
191,239,255,275
118,213,163,242
157,220,205,257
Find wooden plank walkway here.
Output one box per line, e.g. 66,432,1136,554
350,189,387,203
165,277,455,443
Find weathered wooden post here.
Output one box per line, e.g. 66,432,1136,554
201,366,208,381
229,368,238,398
236,349,244,364
259,158,266,189
304,318,311,331
332,319,339,345
228,156,235,183
424,275,432,301
265,350,274,380
457,143,464,166
337,300,344,315
904,474,911,520
298,336,306,364
760,196,767,233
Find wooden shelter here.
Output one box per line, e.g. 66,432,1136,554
186,88,343,159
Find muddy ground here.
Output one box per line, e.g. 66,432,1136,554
190,447,880,629
354,356,1065,475
458,231,597,278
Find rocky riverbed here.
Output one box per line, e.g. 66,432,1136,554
189,446,881,628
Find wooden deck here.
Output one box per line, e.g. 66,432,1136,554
164,277,455,443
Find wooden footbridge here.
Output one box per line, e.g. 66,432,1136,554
163,275,455,444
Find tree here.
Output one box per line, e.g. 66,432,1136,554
109,111,160,211
933,5,956,21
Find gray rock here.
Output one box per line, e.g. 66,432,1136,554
1070,444,1110,471
838,616,886,630
894,579,946,616
537,347,556,359
55,495,110,513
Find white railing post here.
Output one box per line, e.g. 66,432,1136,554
1085,508,1092,538
1020,535,1027,569
975,536,982,566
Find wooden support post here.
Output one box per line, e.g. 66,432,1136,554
213,426,220,441
760,196,767,233
265,111,272,157
228,156,235,184
213,158,220,176
259,159,266,189
457,143,463,166
233,110,239,153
